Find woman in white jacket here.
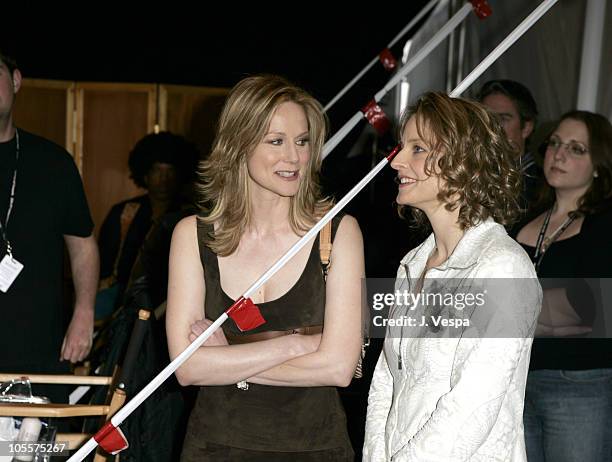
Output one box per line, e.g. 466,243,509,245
363,92,542,461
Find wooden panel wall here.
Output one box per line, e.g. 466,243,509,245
77,83,156,234
159,84,228,159
13,79,229,235
12,79,74,153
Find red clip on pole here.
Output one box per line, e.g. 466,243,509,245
226,296,265,332
361,100,391,135
378,48,397,71
386,144,402,162
469,0,492,19
93,422,129,455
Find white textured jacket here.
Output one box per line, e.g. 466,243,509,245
363,219,542,461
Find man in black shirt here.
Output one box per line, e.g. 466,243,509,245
0,50,99,399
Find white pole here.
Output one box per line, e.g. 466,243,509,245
322,2,472,160
375,2,472,101
322,112,364,160
456,20,467,86
446,6,456,93
450,0,559,98
388,0,441,49
66,143,400,462
245,148,399,298
324,0,439,112
68,2,568,458
576,0,606,111
68,314,228,461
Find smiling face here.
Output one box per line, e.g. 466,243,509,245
246,101,311,199
391,115,442,211
544,118,594,195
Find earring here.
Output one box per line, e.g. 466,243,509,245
594,171,599,178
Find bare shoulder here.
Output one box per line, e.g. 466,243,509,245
170,215,200,255
336,214,363,241
173,215,198,238
331,215,364,263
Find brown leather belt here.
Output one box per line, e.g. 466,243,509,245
226,325,323,344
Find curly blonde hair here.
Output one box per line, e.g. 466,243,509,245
197,75,332,256
399,91,522,229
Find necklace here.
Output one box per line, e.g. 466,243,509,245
532,206,576,272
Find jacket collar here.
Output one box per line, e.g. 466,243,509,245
401,217,502,275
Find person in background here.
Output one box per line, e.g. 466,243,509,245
96,132,198,318
0,50,99,402
478,79,541,210
514,110,612,462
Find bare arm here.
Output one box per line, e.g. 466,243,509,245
166,216,318,387
62,234,99,363
247,215,365,387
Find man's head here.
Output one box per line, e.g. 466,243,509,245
478,80,537,155
0,50,21,120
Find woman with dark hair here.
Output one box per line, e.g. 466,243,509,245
364,92,542,461
515,111,612,462
97,132,199,317
166,75,363,460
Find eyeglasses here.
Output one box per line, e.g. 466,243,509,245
546,136,589,157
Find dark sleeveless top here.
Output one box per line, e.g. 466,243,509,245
183,216,352,452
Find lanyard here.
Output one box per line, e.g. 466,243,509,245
0,129,19,258
532,206,575,273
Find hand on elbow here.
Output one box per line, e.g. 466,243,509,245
188,318,228,346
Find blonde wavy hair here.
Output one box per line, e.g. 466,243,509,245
197,75,332,256
399,91,522,229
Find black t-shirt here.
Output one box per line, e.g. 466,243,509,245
0,129,93,373
516,206,612,370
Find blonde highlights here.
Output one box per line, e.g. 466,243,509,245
197,75,331,255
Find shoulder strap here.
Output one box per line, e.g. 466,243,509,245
319,220,333,279
195,217,213,270
319,215,368,380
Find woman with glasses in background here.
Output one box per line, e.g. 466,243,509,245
515,111,612,462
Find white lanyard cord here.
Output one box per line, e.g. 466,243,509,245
0,128,20,257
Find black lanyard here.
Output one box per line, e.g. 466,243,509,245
0,128,19,258
532,206,575,273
